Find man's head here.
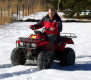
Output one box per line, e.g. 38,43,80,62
48,8,56,18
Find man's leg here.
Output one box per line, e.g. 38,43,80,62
48,34,57,54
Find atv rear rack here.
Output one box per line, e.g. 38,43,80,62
60,33,77,38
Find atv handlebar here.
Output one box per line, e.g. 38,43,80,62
42,28,53,33
34,28,77,38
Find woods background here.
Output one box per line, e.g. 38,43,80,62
0,0,46,24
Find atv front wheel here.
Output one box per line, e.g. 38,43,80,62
37,51,53,70
11,48,26,65
60,48,75,66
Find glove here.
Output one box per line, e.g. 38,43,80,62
50,27,55,31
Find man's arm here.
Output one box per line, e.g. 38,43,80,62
29,18,44,30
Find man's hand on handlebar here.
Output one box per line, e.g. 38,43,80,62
29,25,32,29
50,27,55,31
43,27,55,32
29,26,55,31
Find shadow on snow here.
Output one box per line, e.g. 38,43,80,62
51,55,91,71
51,63,91,71
0,64,13,69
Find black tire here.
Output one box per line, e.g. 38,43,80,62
11,48,26,65
60,48,75,66
37,51,53,70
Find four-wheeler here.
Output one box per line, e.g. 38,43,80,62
11,28,77,70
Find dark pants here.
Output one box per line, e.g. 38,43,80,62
47,34,60,54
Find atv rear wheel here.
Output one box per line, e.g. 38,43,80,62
60,48,75,66
37,51,53,70
11,48,26,65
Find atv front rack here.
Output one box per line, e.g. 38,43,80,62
19,37,36,42
19,37,42,42
19,37,31,42
60,33,77,38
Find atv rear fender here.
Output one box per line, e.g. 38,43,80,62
55,38,74,51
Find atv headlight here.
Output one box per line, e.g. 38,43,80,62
31,43,37,48
31,35,37,39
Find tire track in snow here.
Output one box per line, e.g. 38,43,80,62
0,65,38,80
0,68,37,79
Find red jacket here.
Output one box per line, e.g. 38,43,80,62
30,13,62,36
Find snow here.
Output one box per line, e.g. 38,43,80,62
22,11,48,20
22,11,91,21
0,12,91,80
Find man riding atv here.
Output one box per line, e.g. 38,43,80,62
11,8,76,70
29,8,62,54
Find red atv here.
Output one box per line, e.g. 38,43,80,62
11,28,76,70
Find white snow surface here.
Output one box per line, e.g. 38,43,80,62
0,12,91,80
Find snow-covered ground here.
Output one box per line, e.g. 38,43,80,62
0,12,91,80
